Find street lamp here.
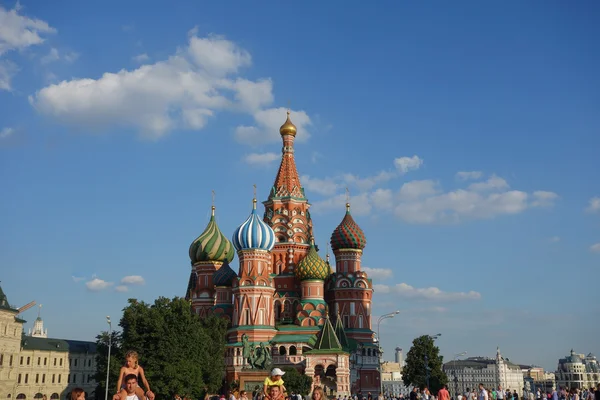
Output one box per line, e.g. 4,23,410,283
453,352,467,399
105,316,112,400
377,310,400,396
423,334,441,389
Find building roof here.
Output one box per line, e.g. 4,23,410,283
330,203,367,251
306,315,346,354
232,199,276,251
333,313,350,351
0,284,18,312
445,357,521,371
21,336,96,353
189,206,234,264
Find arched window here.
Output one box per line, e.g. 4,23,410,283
16,395,26,400
51,394,59,400
34,394,43,400
289,346,297,356
279,346,287,356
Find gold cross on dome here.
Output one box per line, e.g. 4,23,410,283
211,190,215,207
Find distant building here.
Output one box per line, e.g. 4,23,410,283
395,348,403,366
521,366,555,394
0,285,97,400
443,348,524,398
380,362,411,398
555,349,600,390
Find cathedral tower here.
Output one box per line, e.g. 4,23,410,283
187,204,234,317
326,202,374,343
230,197,277,343
294,240,329,326
262,112,313,323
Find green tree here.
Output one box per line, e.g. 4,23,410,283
95,297,228,400
402,335,448,393
94,330,124,400
282,367,312,396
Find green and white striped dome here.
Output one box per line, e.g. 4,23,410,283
189,206,234,264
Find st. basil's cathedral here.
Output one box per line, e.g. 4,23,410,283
185,112,379,395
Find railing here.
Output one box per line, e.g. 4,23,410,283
272,355,303,364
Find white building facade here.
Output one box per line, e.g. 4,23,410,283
0,286,97,400
555,350,600,390
443,348,524,398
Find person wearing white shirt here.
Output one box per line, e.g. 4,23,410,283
478,385,489,400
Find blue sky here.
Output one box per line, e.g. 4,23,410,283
1,1,599,371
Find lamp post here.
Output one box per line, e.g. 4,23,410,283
377,310,400,397
423,334,441,389
453,352,467,399
105,316,112,400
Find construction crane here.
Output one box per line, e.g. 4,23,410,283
17,301,36,315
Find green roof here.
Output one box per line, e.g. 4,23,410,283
333,314,350,351
270,333,317,344
21,337,96,353
311,316,343,352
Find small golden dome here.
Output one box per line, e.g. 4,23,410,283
279,110,297,137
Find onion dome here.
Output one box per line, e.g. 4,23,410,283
330,203,367,251
232,199,276,251
296,242,329,281
279,110,297,137
189,206,235,264
213,258,237,287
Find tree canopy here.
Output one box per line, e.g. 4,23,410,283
94,297,228,400
282,367,312,396
402,335,448,394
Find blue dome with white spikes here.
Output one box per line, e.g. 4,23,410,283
232,199,276,252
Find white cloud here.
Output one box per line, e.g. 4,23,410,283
234,107,311,145
41,47,59,64
0,4,56,55
362,267,393,280
468,175,510,192
586,197,600,214
243,152,279,166
342,170,396,191
379,282,481,302
394,155,423,174
311,192,372,217
132,53,149,63
394,188,530,224
301,175,341,196
115,285,129,293
30,31,296,140
456,171,483,181
397,180,439,201
0,59,18,90
531,191,559,207
63,51,78,63
370,188,393,210
187,33,251,76
0,127,15,139
85,278,113,291
121,275,145,285
0,4,55,90
590,243,600,253
373,284,390,294
40,48,78,64
309,163,557,224
549,236,561,243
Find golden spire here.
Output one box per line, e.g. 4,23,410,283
345,187,351,212
279,110,297,137
211,190,216,216
252,184,257,209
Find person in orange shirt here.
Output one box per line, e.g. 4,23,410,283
438,384,450,400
